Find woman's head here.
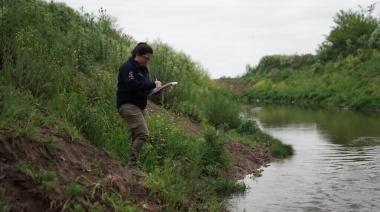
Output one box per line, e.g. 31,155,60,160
131,42,153,66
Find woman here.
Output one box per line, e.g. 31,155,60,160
117,42,162,176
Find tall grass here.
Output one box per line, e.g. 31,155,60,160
1,0,290,210
0,85,46,140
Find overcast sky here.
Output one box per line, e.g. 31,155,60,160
55,0,379,79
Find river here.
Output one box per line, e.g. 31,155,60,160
228,104,380,212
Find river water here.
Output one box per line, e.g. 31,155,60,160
228,104,380,212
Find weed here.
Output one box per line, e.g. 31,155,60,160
44,136,58,156
214,178,247,194
16,160,38,181
0,86,43,139
87,157,103,178
270,139,294,158
40,170,59,190
64,183,84,199
237,119,260,135
63,183,85,211
201,129,231,171
89,202,105,212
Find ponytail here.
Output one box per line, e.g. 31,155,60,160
131,42,153,58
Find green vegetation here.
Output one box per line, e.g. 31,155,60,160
0,0,292,211
232,4,380,111
40,170,59,190
16,160,59,190
63,183,85,211
270,140,294,159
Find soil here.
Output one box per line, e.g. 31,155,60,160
0,100,274,211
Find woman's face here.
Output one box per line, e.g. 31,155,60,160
136,53,152,66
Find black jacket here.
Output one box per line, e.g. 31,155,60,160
117,58,156,110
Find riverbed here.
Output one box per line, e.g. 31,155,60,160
228,104,380,212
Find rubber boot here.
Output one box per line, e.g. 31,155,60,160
125,149,145,177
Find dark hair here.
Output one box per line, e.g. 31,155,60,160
131,42,153,58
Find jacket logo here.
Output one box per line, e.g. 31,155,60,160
129,71,135,80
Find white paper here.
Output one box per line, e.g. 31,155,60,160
149,82,178,96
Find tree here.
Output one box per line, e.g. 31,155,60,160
317,5,379,62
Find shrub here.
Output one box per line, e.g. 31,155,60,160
256,55,292,72
203,88,241,130
270,140,294,158
237,119,260,135
369,28,380,48
201,129,231,171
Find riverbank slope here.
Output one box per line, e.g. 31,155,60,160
0,100,275,211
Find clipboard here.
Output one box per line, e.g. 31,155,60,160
149,82,178,96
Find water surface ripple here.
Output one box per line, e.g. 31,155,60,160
228,106,380,212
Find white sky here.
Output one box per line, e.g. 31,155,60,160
54,0,379,79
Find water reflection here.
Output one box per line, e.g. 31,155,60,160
248,104,380,146
229,104,380,212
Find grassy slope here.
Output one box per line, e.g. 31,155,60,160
0,0,293,211
231,51,380,111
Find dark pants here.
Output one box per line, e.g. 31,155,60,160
118,104,149,167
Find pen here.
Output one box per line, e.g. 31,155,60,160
154,75,157,81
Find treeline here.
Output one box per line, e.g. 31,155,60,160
0,0,293,211
235,4,380,111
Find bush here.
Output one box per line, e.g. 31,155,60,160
369,28,380,48
256,55,292,72
201,129,231,171
270,140,294,158
317,8,379,61
203,88,241,130
237,119,260,135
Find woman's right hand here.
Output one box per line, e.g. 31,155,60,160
155,80,162,88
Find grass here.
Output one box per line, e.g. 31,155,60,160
0,0,293,210
40,170,59,190
236,51,380,111
270,140,294,159
63,183,85,211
